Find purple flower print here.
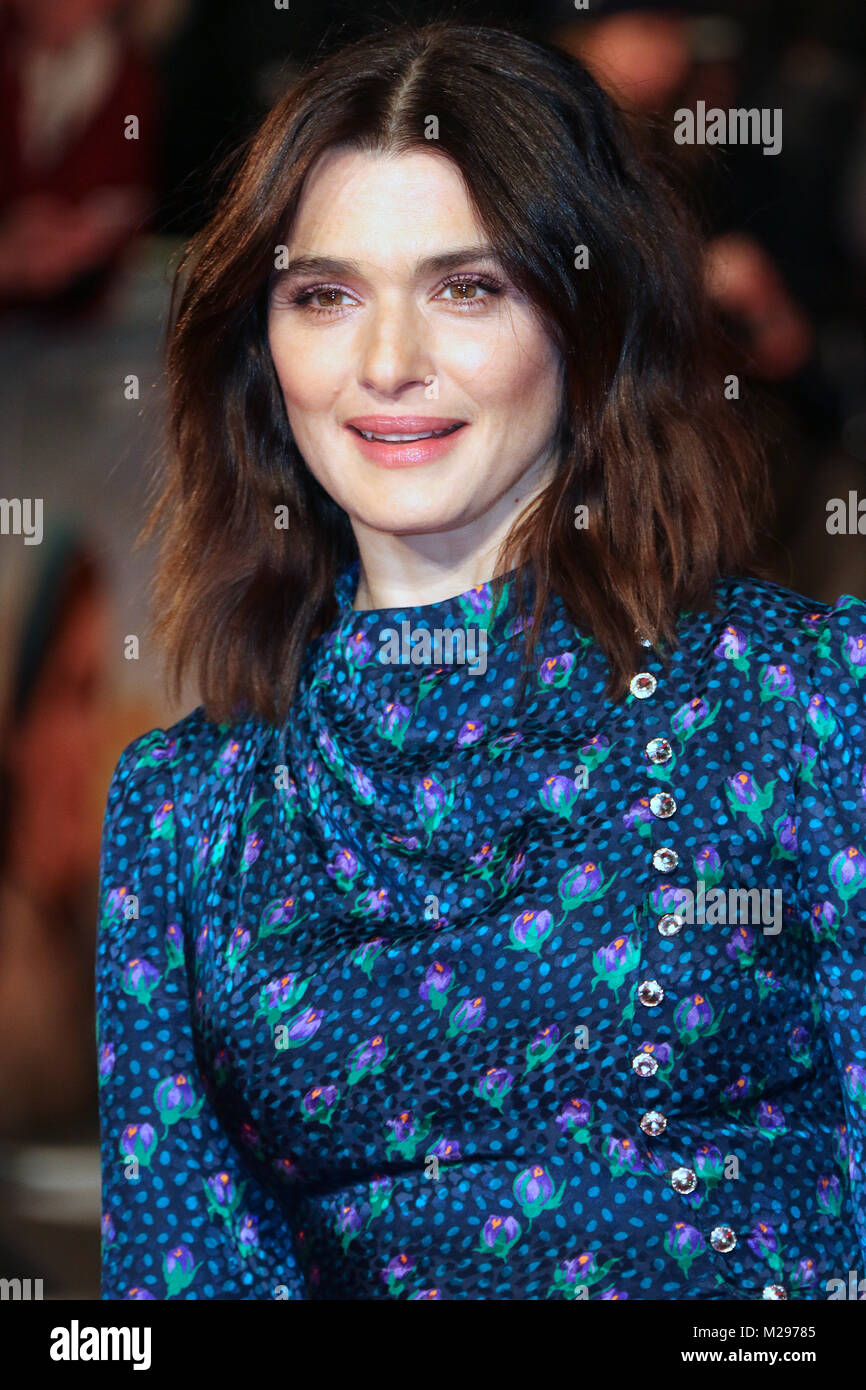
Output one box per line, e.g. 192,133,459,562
725,771,776,826
259,895,300,938
558,859,617,910
623,797,653,834
513,1164,567,1220
337,1203,363,1251
164,1244,199,1297
806,693,836,742
457,719,485,748
842,632,866,680
509,908,555,955
538,651,575,688
726,925,755,964
604,1136,644,1176
829,846,866,916
414,775,455,839
693,844,722,886
226,926,251,969
555,1097,592,1141
671,696,715,739
379,701,411,748
477,1067,514,1111
301,1085,339,1125
284,1006,323,1047
326,848,359,891
665,1222,706,1276
119,1122,157,1169
351,887,390,920
525,1024,561,1071
346,630,374,667
205,1171,241,1217
419,961,453,1012
747,1221,782,1271
674,992,721,1043
816,1174,842,1217
843,1062,866,1109
714,625,749,665
759,663,796,703
540,773,581,820
122,957,160,1010
215,739,241,775
154,1073,203,1135
381,1253,415,1294
348,764,375,805
447,994,487,1038
385,1110,432,1160
241,831,263,871
723,1075,751,1105
480,1214,521,1258
771,812,797,860
347,1034,391,1083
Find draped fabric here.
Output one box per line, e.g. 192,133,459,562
96,566,866,1299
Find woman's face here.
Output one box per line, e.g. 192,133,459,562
267,147,564,558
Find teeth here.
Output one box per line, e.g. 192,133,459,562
357,426,460,442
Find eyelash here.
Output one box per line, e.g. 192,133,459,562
286,272,504,317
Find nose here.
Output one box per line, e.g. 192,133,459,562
358,293,433,397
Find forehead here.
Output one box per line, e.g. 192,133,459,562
284,147,488,265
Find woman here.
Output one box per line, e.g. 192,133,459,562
96,21,866,1300
0,524,106,1139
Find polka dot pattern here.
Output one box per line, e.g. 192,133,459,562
96,565,866,1299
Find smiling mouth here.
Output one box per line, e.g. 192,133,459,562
349,424,465,443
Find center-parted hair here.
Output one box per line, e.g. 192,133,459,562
143,19,775,725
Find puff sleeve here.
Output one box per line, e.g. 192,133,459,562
794,595,866,1266
96,732,307,1299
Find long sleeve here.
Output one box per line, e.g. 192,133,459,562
96,732,307,1300
794,595,866,1266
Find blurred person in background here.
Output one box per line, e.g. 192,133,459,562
0,525,109,1139
0,0,169,320
549,0,866,595
550,2,816,384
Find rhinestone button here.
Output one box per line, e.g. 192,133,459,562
637,979,664,1007
645,737,672,764
630,672,657,699
640,1110,667,1137
657,912,685,937
652,846,679,872
649,792,677,819
710,1225,737,1253
671,1166,697,1194
632,1052,658,1077
762,1284,787,1300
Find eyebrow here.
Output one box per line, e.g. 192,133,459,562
271,244,502,283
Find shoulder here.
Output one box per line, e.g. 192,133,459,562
101,705,272,864
703,574,866,684
105,705,224,806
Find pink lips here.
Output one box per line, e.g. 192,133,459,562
344,416,468,468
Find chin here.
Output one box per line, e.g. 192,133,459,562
357,505,471,537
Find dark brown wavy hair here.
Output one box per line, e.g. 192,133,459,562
142,19,776,726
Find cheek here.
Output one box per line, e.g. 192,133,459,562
447,325,558,412
268,322,342,411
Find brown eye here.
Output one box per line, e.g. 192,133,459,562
446,282,478,300
313,288,346,308
437,274,503,306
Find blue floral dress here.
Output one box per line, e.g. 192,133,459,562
96,564,866,1299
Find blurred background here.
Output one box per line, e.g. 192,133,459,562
0,0,864,1299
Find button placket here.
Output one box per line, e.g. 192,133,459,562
629,654,673,1159
631,656,739,1246
631,651,714,1214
